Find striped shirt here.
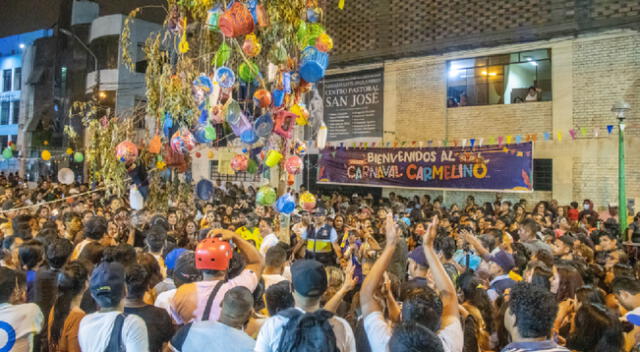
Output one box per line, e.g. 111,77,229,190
501,340,570,352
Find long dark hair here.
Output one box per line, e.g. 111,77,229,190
50,261,88,346
567,303,623,352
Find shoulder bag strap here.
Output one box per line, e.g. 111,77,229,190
201,280,226,321
105,314,126,352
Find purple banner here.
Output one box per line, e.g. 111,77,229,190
317,143,534,192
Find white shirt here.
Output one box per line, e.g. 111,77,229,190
363,312,463,352
255,307,356,352
78,310,149,352
262,274,288,289
155,288,177,316
0,303,43,352
260,233,280,256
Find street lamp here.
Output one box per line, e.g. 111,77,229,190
612,101,631,240
59,28,100,102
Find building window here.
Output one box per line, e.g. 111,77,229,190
0,136,7,150
89,35,120,70
2,69,11,92
13,68,21,91
135,43,148,73
11,101,19,124
533,158,552,191
209,160,260,182
447,49,551,107
0,102,9,125
134,97,146,129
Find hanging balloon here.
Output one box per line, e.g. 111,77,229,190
213,42,232,67
256,186,276,206
315,32,334,52
171,128,196,154
300,46,329,83
58,168,75,185
116,140,139,163
276,193,296,214
253,89,272,108
129,187,144,211
285,155,303,174
214,66,235,89
238,61,259,82
219,2,255,38
193,74,214,96
242,34,262,57
299,191,317,211
254,114,273,138
196,179,214,200
317,122,328,149
230,154,249,171
264,150,283,168
207,6,222,31
41,150,51,161
73,152,84,163
66,148,73,155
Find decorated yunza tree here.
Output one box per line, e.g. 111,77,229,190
84,0,332,212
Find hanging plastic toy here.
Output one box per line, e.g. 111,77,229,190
299,46,329,83
285,155,303,174
273,111,297,139
116,140,139,163
230,154,249,171
317,122,328,149
219,2,255,38
215,67,235,89
254,114,274,138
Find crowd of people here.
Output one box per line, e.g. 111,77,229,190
2,173,640,352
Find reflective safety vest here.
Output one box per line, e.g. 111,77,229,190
306,224,334,253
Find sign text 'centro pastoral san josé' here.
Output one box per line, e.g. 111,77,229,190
317,143,534,192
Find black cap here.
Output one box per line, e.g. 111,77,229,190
291,260,327,298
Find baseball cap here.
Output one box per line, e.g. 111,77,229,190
489,250,515,272
90,261,125,308
173,250,202,286
165,248,187,271
408,246,428,268
291,259,327,298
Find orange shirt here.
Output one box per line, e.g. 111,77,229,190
48,306,85,352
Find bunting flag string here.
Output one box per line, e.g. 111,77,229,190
320,123,635,149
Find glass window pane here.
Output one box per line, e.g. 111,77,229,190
3,69,11,92
0,102,9,124
13,68,21,90
519,49,549,62
504,62,539,103
12,101,19,124
487,65,505,105
89,35,120,70
488,54,510,66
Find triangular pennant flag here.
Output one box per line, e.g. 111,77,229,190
427,140,433,146
497,136,504,145
569,128,576,140
411,141,417,146
594,128,600,137
531,133,538,142
478,138,484,146
418,141,424,148
386,142,391,147
371,142,376,147
364,142,368,148
488,136,495,145
393,141,399,147
607,125,614,134
525,134,531,142
401,141,407,146
580,127,587,137
470,138,476,148
506,135,512,144
557,131,563,142
462,139,467,147
515,135,522,144
443,139,449,146
543,132,550,141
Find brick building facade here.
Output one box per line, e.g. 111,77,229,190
321,0,640,209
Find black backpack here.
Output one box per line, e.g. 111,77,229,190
276,308,340,352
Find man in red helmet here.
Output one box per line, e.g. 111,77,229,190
169,228,264,324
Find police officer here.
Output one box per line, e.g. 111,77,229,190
294,208,342,266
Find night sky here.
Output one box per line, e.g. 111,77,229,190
0,0,165,38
